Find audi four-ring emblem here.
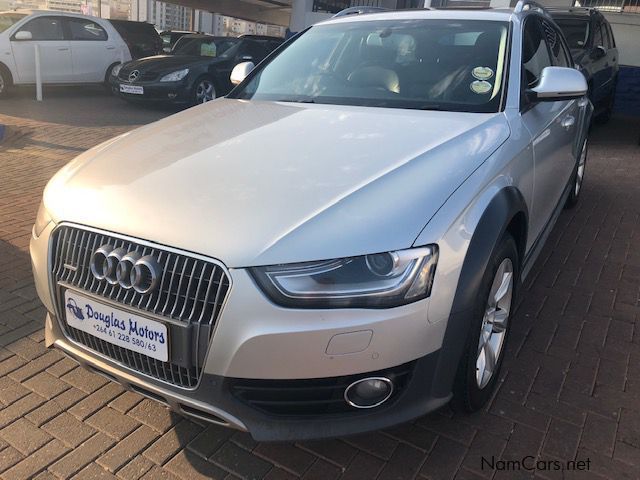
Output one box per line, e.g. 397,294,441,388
90,244,162,294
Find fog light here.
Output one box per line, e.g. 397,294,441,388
344,377,393,409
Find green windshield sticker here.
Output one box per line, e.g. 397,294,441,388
470,80,492,95
201,43,217,57
472,66,494,80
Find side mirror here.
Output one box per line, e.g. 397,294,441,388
14,31,33,41
527,66,587,102
590,45,606,60
230,61,255,85
163,46,171,53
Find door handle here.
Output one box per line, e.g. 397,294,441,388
106,46,115,50
58,47,69,51
561,116,575,129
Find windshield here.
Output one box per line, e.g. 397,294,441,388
0,13,26,33
554,18,590,49
230,20,509,113
172,36,238,57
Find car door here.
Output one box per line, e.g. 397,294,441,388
10,15,72,83
520,16,576,244
64,16,114,82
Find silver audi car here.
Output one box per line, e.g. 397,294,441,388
31,2,591,441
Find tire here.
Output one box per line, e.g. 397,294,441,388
0,66,10,98
595,83,616,125
103,63,119,94
565,139,587,209
452,233,519,412
192,76,216,105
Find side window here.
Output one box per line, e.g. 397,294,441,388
607,23,616,48
66,18,107,41
591,21,604,48
17,16,64,41
239,40,269,62
541,20,570,67
522,18,552,89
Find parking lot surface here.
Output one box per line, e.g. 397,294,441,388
0,88,639,480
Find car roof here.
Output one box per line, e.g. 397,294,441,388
319,8,515,26
1,9,105,21
548,8,597,19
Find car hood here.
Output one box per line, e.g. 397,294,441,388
45,99,509,268
123,54,210,73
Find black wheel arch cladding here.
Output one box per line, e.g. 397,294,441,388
430,186,528,398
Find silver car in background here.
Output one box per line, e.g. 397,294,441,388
30,1,591,441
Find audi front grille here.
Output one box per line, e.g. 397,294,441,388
49,225,231,389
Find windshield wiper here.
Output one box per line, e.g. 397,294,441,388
415,104,446,111
274,97,318,104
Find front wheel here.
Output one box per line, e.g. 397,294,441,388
565,139,587,209
452,234,518,412
192,77,216,105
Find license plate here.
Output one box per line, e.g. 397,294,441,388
119,84,144,95
64,290,168,362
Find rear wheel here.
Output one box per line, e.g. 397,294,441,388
565,139,587,209
0,67,10,98
595,84,616,124
192,76,216,105
452,234,518,412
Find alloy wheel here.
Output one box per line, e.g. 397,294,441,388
575,140,587,197
195,80,215,104
476,258,513,389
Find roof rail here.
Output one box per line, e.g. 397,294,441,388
332,6,390,18
514,0,551,16
544,6,599,13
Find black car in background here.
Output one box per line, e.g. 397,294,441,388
110,34,283,106
550,7,619,122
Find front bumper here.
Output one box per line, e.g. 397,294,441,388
109,77,192,104
46,312,449,440
32,222,453,440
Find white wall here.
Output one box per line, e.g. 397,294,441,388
604,13,640,66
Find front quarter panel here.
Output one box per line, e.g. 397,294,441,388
415,110,533,325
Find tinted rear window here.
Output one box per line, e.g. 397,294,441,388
109,20,162,58
553,18,590,49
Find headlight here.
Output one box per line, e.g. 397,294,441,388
250,245,438,308
33,200,52,237
160,68,189,82
111,64,122,77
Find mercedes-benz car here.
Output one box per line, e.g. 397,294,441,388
110,34,282,105
31,2,591,441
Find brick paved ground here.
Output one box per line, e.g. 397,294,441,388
0,89,639,480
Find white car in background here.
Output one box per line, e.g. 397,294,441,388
0,10,131,96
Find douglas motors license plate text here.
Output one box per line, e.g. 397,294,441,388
64,290,169,361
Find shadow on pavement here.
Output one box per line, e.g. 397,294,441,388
1,85,179,128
